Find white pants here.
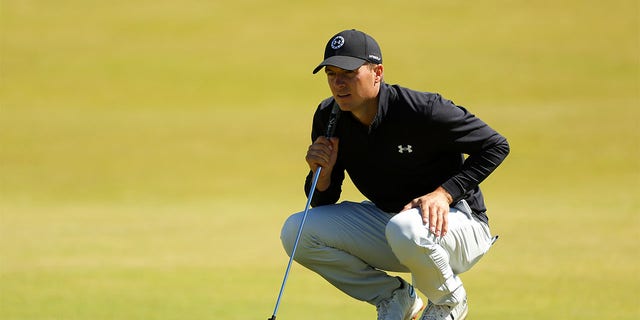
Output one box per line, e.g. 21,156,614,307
280,200,494,306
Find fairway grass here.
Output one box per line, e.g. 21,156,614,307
1,0,638,319
0,189,637,319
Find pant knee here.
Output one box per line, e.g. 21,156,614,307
386,210,439,265
280,212,303,257
385,209,425,247
385,217,409,252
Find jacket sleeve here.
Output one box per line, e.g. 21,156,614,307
429,95,510,203
304,168,344,207
303,100,344,206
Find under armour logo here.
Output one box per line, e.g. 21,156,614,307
331,36,345,49
397,145,413,153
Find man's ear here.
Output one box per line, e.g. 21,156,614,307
374,64,384,83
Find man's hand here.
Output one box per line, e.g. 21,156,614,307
402,187,453,237
305,137,339,191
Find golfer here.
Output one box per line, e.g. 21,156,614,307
280,29,510,320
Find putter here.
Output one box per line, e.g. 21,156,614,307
268,103,341,320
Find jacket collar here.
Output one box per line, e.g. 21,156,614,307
370,82,393,131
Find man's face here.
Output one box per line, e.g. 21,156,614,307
325,64,381,112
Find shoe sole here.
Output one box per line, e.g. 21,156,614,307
458,305,468,320
407,299,425,320
411,304,426,320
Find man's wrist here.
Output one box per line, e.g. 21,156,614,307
436,186,453,204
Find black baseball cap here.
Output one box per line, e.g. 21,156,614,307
312,29,383,74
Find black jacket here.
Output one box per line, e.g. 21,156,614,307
305,82,510,224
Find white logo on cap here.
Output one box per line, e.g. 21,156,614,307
331,36,345,49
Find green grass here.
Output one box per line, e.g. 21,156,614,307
1,0,639,319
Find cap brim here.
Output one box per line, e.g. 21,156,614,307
312,56,367,74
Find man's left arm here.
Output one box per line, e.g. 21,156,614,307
403,95,510,237
437,101,510,203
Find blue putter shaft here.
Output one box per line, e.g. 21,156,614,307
268,104,340,320
269,167,322,320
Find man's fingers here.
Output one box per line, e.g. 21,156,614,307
307,137,339,169
307,144,332,165
428,204,439,235
441,214,449,237
427,205,449,237
415,200,427,224
434,208,449,237
412,199,437,228
405,190,452,237
435,208,444,237
402,198,418,212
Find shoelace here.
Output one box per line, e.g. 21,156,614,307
421,303,452,320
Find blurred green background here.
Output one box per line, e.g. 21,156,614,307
1,0,638,319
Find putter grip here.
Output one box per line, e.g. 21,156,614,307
325,103,341,138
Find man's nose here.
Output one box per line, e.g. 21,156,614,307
333,74,346,87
